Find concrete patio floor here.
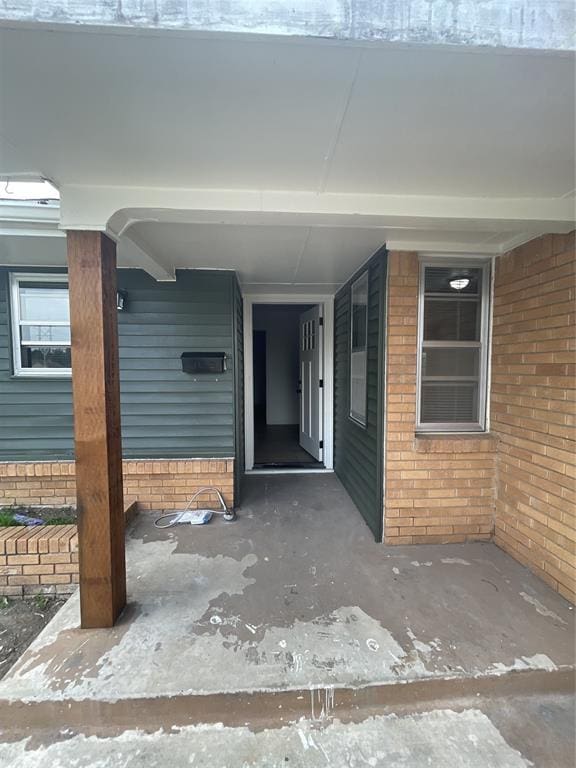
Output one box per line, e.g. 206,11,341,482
0,475,574,765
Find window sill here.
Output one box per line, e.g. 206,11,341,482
11,373,72,380
414,432,497,453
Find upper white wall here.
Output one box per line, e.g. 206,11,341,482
1,0,574,51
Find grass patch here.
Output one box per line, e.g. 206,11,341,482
0,511,24,527
43,516,75,525
33,594,51,611
0,506,77,527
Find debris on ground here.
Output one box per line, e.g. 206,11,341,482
0,596,67,679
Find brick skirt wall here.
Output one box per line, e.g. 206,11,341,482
0,502,138,598
0,458,235,511
384,252,496,545
0,525,78,598
491,233,575,603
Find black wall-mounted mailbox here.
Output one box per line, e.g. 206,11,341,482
181,352,226,374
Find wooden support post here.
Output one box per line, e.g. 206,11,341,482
67,231,126,628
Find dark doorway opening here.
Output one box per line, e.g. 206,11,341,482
252,304,323,468
253,330,267,426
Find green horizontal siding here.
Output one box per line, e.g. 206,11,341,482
334,249,387,541
0,267,237,461
0,267,74,461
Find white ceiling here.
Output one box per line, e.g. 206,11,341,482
1,27,573,198
132,222,391,292
0,217,385,292
0,25,574,289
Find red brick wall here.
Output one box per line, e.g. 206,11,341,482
384,252,496,544
491,232,575,602
0,458,234,511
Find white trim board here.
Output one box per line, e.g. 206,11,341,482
243,293,335,472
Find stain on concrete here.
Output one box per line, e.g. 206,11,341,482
0,708,531,767
8,604,140,693
519,592,568,625
488,654,558,675
0,537,258,701
406,628,441,659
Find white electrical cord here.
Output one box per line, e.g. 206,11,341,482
154,487,236,528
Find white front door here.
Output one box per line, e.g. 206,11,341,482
299,305,323,461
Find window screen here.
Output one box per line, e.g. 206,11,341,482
350,271,368,425
418,264,489,430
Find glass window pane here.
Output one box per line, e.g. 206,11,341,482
20,325,71,343
350,272,368,425
418,262,489,429
19,284,69,322
420,382,479,423
424,267,482,295
422,348,479,378
351,275,368,352
350,350,367,422
20,346,71,369
424,298,480,341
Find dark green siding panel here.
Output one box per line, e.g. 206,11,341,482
232,277,244,504
334,249,387,541
117,269,236,459
0,267,237,461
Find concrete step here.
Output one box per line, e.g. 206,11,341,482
0,687,574,767
0,666,572,731
0,704,564,768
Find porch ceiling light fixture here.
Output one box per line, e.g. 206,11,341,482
448,276,471,291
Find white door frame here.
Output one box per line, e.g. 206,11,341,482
243,293,334,471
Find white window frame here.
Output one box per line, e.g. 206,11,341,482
416,259,491,433
9,272,71,377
